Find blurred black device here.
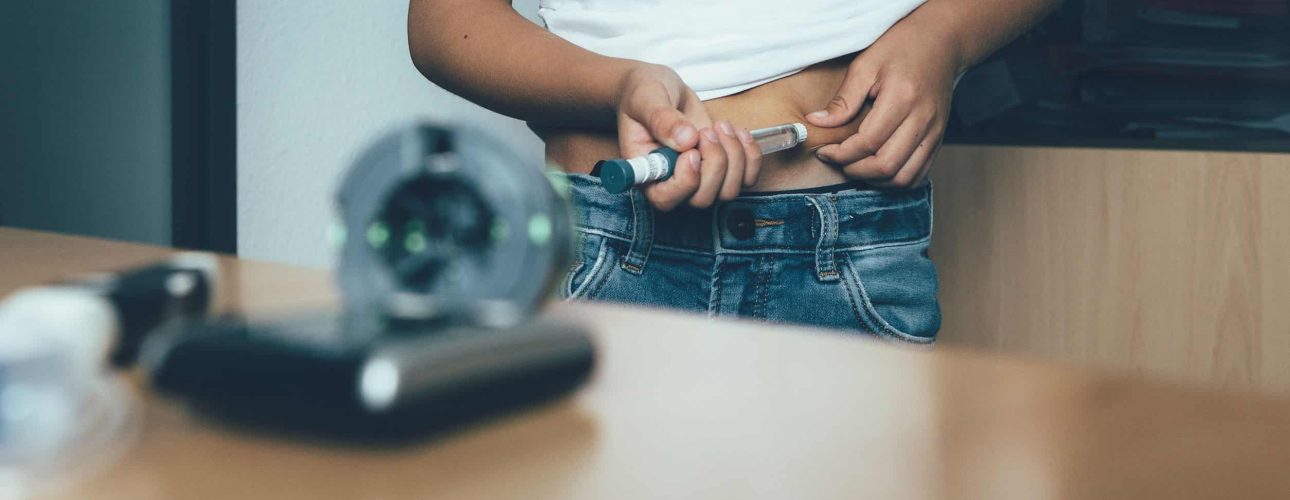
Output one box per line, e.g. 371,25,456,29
145,313,593,440
140,123,587,441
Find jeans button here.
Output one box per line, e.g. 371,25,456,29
727,208,754,240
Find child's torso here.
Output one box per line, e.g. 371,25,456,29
539,56,869,191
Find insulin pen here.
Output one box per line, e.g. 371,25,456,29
595,122,809,194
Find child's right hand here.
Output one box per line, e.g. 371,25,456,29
616,64,763,211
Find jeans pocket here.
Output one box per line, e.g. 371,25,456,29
563,232,617,300
839,242,942,344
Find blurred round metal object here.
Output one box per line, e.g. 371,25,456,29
335,124,572,322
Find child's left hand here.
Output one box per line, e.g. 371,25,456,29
805,27,960,189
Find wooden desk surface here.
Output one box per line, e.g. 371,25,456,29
4,227,1290,500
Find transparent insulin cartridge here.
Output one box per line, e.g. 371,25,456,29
595,122,808,194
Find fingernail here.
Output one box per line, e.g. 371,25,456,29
673,126,696,145
701,128,719,143
717,121,736,136
736,128,754,144
686,151,701,172
807,111,828,120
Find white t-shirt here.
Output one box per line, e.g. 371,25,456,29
537,0,928,100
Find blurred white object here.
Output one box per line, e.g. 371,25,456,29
0,252,217,499
0,290,138,500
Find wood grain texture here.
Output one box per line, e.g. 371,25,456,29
930,145,1290,393
0,227,337,315
4,228,1290,499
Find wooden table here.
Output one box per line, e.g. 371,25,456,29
4,227,1289,500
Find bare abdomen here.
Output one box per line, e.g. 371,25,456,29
538,55,863,192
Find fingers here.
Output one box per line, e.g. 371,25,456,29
848,120,944,189
620,80,698,153
680,88,713,130
840,116,925,182
715,121,746,201
816,87,913,166
805,66,876,128
618,72,749,211
689,128,729,208
911,140,944,188
878,126,944,189
644,120,750,210
736,127,763,187
642,150,702,211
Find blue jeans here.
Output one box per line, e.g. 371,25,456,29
559,174,941,344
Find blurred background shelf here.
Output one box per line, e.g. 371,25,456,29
946,0,1290,152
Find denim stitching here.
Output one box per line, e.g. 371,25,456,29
586,239,622,299
927,181,935,239
821,196,839,279
577,228,929,257
574,184,931,245
639,199,656,270
714,238,927,253
707,207,723,316
562,232,588,298
621,189,653,275
838,259,882,335
577,202,930,255
587,256,614,299
719,189,925,203
757,256,773,319
832,235,931,253
576,227,634,242
806,195,840,282
646,242,714,257
707,258,723,316
580,231,933,257
569,238,610,299
841,252,935,345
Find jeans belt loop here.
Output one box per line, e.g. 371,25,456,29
621,189,654,275
807,195,841,283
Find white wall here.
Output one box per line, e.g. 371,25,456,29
237,0,544,267
0,1,171,245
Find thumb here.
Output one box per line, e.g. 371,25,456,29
806,70,875,128
622,83,699,151
643,149,701,211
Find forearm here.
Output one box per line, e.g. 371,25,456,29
890,0,1062,74
408,0,640,127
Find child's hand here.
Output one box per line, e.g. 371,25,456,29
617,64,762,211
805,29,959,189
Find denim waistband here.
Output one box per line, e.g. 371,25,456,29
563,174,932,279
